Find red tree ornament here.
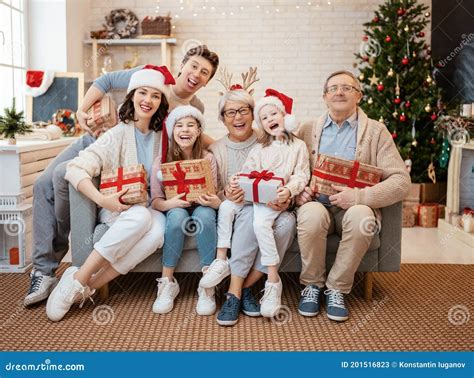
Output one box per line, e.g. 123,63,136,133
392,132,398,139
385,35,392,42
401,56,409,65
418,31,425,37
377,84,385,91
430,113,438,121
363,35,369,41
394,96,402,104
397,8,406,16
399,113,407,122
405,100,411,108
373,16,379,22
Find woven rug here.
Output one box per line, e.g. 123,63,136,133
0,264,472,351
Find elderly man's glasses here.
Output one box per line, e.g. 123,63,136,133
222,106,252,119
325,85,360,94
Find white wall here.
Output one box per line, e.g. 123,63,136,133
87,0,432,138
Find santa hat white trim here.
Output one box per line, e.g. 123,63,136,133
25,71,54,97
254,96,297,132
127,69,169,98
165,105,206,139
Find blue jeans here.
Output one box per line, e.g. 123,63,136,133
162,206,217,269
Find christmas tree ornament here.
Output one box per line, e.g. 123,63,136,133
427,162,436,183
369,56,376,65
404,25,409,32
363,35,369,41
392,131,398,139
377,83,385,91
412,51,417,58
426,74,433,84
367,97,374,104
369,72,379,85
392,111,399,118
404,159,412,173
373,16,379,22
402,56,409,65
379,116,384,122
399,113,407,122
411,121,416,139
405,100,411,108
385,35,392,42
425,12,431,17
431,112,438,121
397,8,406,16
430,137,436,144
394,96,402,104
418,31,425,37
412,139,418,147
359,73,365,81
362,56,369,62
424,104,432,112
395,74,400,96
387,68,394,77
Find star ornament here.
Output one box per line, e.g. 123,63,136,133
369,72,379,85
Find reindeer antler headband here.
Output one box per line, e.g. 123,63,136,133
217,66,259,95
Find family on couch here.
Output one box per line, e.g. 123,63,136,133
24,45,410,326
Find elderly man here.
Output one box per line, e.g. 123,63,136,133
294,70,410,322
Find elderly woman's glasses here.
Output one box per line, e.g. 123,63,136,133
325,85,360,94
222,106,252,119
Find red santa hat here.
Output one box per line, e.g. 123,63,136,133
254,88,297,132
25,70,54,97
127,65,175,95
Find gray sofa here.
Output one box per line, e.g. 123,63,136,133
69,182,402,300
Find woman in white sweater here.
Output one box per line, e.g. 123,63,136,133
46,66,174,322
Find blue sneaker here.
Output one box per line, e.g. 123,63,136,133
298,284,321,317
324,289,349,322
241,287,261,317
216,293,241,326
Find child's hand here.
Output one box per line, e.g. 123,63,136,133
98,188,131,213
277,187,291,203
196,194,221,209
229,174,240,189
167,193,191,209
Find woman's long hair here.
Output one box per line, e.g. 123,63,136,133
118,89,169,132
166,118,204,162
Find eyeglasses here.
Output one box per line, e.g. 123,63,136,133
222,106,252,119
325,85,360,94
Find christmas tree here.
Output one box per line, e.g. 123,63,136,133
355,0,446,183
0,98,32,145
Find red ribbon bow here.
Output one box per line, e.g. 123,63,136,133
163,162,206,200
143,65,176,85
239,170,285,203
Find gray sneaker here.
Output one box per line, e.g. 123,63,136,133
24,269,58,306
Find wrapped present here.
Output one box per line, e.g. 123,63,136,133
161,159,215,202
99,164,147,205
310,154,383,196
460,208,474,233
402,205,416,227
417,203,439,227
239,170,285,204
87,96,117,132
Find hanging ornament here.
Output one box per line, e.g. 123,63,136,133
362,35,369,41
392,131,398,139
399,113,407,122
411,121,416,139
412,51,417,58
387,68,395,77
393,111,399,118
385,35,392,42
431,112,438,121
426,74,433,84
404,25,410,32
367,97,374,104
439,138,450,168
362,56,369,62
394,96,402,104
395,74,400,96
405,100,411,108
412,139,418,147
373,16,379,23
369,56,376,65
377,83,385,91
359,73,365,81
379,116,384,123
425,12,431,17
397,8,406,16
425,104,432,112
418,31,425,37
369,72,379,85
430,137,436,145
427,162,436,184
402,56,409,65
404,159,412,173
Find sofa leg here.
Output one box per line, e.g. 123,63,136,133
98,283,109,300
363,272,373,301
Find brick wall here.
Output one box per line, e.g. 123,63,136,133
86,0,432,138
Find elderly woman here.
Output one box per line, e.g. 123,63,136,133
209,88,296,326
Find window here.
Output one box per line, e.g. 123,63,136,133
0,0,27,113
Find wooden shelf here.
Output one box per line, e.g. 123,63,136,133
83,38,177,46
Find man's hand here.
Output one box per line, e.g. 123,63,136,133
328,184,356,209
295,186,314,206
267,197,291,211
77,109,99,137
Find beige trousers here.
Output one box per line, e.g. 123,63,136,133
296,201,376,294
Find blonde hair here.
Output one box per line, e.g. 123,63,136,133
218,89,255,122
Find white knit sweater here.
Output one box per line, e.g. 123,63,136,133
65,122,162,190
241,137,310,197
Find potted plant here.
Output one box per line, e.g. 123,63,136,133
0,98,32,145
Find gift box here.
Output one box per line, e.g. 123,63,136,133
420,182,447,203
402,205,416,227
310,154,383,196
161,159,215,202
239,170,285,203
99,165,148,205
460,208,474,233
87,96,117,132
417,203,439,227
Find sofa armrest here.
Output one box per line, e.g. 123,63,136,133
378,201,403,272
69,180,99,267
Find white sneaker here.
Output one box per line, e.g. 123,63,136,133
260,279,283,318
199,258,230,288
196,286,216,316
46,266,93,322
152,277,180,314
24,269,58,306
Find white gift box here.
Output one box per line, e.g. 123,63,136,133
238,170,285,204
